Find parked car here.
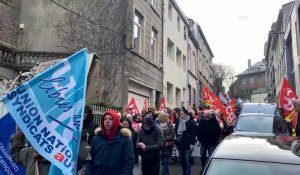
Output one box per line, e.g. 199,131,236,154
201,135,300,175
240,103,282,117
233,113,290,136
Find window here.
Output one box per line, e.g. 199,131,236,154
167,82,174,104
177,15,181,31
193,88,197,105
184,26,187,40
167,38,174,60
242,78,246,84
134,11,143,54
168,3,172,20
176,88,181,107
250,77,255,84
176,48,182,68
183,55,187,71
151,0,157,10
150,27,158,64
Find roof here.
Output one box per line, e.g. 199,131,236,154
237,60,266,77
214,135,300,165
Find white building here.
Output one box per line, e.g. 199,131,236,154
163,0,189,108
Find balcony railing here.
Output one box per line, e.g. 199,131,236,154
0,48,69,71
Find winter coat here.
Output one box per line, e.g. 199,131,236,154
85,127,134,175
197,117,221,146
10,134,50,175
137,117,163,162
160,122,175,156
174,119,196,150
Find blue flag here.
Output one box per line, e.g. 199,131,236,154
0,113,25,175
1,48,88,175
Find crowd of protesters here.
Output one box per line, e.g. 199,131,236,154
10,103,236,175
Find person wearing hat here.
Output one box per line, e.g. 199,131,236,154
85,110,134,175
137,115,163,175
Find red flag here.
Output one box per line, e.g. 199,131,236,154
143,99,148,112
159,97,166,112
202,86,226,117
127,97,140,116
279,78,298,136
225,98,237,126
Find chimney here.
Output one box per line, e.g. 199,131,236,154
248,59,251,68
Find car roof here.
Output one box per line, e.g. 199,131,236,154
238,113,275,117
213,135,300,165
242,103,277,106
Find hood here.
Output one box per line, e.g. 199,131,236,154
101,110,120,140
142,116,155,131
84,105,93,119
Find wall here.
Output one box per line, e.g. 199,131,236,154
251,93,268,103
0,0,21,49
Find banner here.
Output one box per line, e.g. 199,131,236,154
1,48,88,175
159,97,166,112
279,78,298,136
225,98,237,126
127,97,140,116
0,113,25,175
279,78,298,122
202,86,226,116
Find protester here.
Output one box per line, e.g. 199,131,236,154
137,115,163,175
85,110,134,175
175,107,196,175
293,100,300,136
83,105,98,145
197,110,221,167
10,126,50,175
157,111,175,175
123,118,139,165
216,112,233,139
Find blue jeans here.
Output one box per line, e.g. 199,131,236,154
179,149,191,175
161,155,170,175
200,144,217,167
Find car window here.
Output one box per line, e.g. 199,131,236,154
235,116,273,133
241,105,275,115
205,159,300,175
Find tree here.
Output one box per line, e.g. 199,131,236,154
213,63,236,94
51,0,133,106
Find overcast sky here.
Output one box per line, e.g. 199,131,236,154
177,0,292,75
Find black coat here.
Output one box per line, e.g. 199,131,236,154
137,125,163,162
175,119,196,150
85,127,134,175
197,117,221,146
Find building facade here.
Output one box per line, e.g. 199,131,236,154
188,19,214,91
3,0,164,112
265,2,293,103
163,0,188,109
230,59,267,102
1,0,215,111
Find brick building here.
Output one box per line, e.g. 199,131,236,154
229,59,267,102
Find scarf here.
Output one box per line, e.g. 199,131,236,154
177,115,190,136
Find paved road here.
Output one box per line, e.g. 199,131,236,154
169,157,202,175
134,156,203,175
134,145,203,175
